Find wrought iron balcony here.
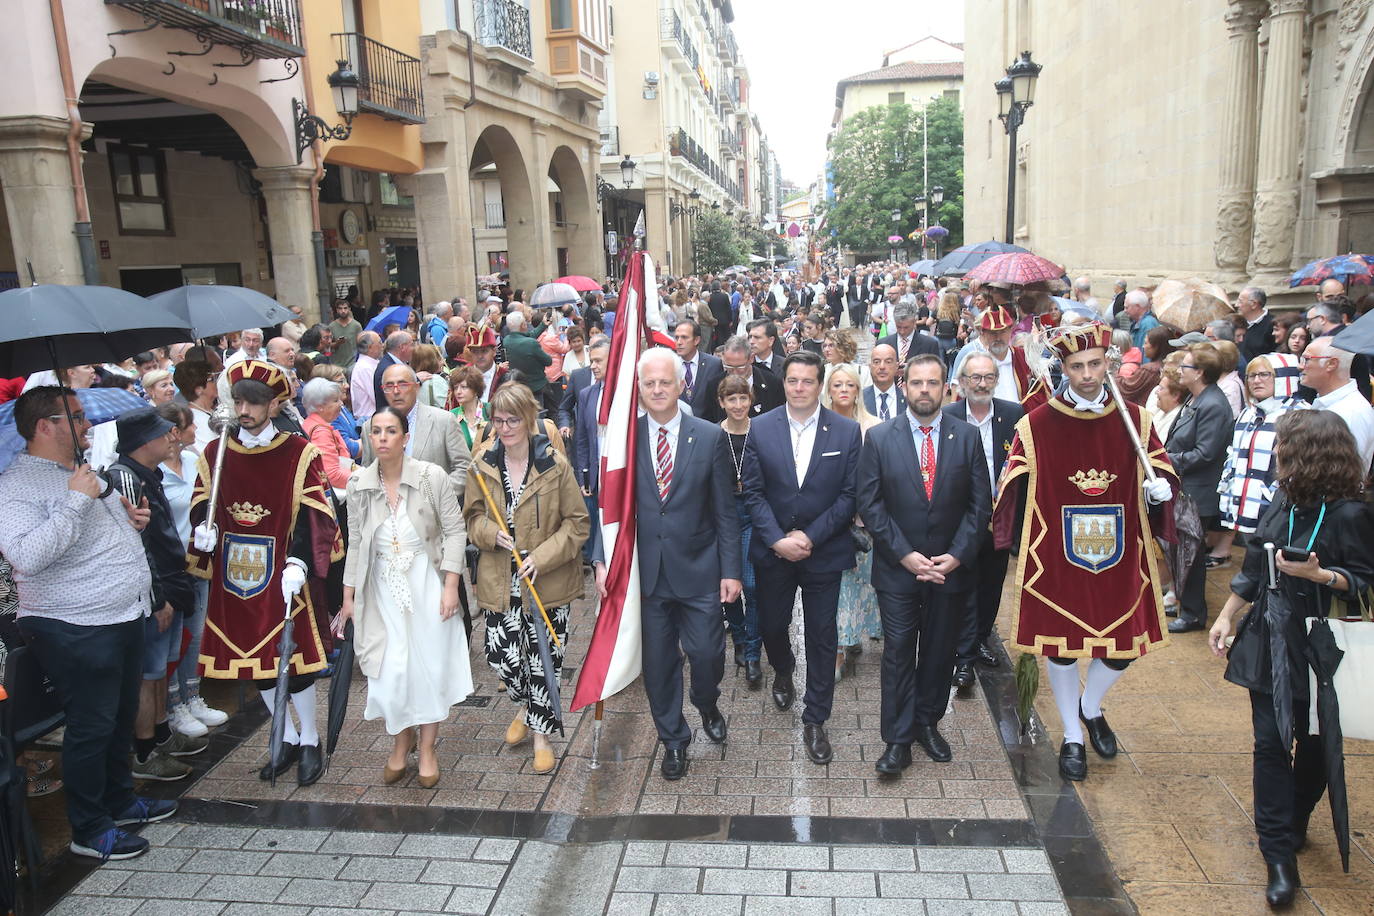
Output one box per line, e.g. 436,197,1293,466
669,127,744,204
474,0,533,62
659,10,698,70
334,33,423,124
105,0,303,59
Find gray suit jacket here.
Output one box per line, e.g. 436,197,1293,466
360,403,471,500
1165,383,1233,518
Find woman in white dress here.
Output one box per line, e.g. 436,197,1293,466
337,406,473,788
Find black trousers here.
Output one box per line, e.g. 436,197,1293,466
876,585,963,744
755,562,841,725
641,576,725,748
1179,513,1218,625
956,534,1009,665
19,616,141,844
1250,689,1326,864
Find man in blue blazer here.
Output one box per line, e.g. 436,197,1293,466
741,350,862,765
943,352,1023,687
674,319,725,422
858,354,991,773
594,347,741,781
557,364,595,437
572,340,609,562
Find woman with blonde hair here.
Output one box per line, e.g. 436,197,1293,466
934,289,963,358
464,384,588,774
823,363,881,678
411,343,449,409
1211,339,1244,417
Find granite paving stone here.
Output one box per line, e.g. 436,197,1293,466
199,875,292,903
701,866,788,896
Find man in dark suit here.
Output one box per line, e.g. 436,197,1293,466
741,350,862,765
371,330,414,414
557,363,595,438
862,344,901,421
674,320,724,420
572,339,609,562
747,319,784,374
1236,287,1275,366
720,336,784,418
858,354,991,772
595,348,740,780
707,282,734,351
876,303,941,366
943,353,1023,686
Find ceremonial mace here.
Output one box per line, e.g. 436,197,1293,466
1104,345,1159,484
206,406,238,528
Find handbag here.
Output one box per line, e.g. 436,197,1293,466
849,523,872,554
1307,585,1374,741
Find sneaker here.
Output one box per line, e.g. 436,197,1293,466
132,751,191,782
186,696,228,727
156,731,208,758
113,797,179,827
70,827,148,862
168,704,208,738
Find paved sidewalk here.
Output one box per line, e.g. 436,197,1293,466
53,823,1067,916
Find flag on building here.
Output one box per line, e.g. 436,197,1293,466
570,250,653,711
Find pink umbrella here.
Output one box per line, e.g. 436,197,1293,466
555,275,601,292
964,252,1065,286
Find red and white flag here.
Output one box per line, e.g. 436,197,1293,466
571,251,654,710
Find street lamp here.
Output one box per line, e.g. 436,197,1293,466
890,209,902,262
293,59,360,164
996,51,1042,244
619,154,637,187
929,185,945,258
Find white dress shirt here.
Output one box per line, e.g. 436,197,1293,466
993,350,1019,403
1066,385,1108,414
1314,380,1374,470
237,424,278,448
964,403,998,493
788,405,821,486
681,351,702,395
646,408,683,475
481,364,497,401
871,384,897,421
907,409,942,463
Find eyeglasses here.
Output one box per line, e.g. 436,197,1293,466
723,362,751,374
44,412,87,423
380,382,415,391
1247,371,1274,381
1178,364,1197,371
490,416,524,429
960,373,998,384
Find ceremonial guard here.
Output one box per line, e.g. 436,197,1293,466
187,360,343,786
993,323,1177,781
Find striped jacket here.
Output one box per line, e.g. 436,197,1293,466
1218,354,1308,533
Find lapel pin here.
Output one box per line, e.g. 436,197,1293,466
687,436,694,444
822,425,829,432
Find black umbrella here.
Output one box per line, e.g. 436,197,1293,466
526,584,564,737
1303,617,1351,872
267,593,297,787
325,619,355,759
930,240,1030,278
148,285,293,340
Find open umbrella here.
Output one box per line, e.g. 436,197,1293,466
529,282,582,309
965,252,1065,286
1328,308,1374,355
554,275,601,293
930,240,1030,277
1303,617,1351,872
1289,254,1374,289
1151,278,1232,332
325,619,355,760
149,285,293,339
267,592,297,787
0,387,146,475
365,305,412,334
909,259,938,276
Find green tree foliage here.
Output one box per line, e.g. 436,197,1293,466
692,208,747,273
822,95,964,255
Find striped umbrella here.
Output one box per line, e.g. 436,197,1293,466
1288,254,1374,288
964,252,1065,286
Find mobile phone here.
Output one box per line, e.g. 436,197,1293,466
1279,545,1310,563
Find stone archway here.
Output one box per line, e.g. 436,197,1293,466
1317,19,1374,257
470,125,542,292
547,144,600,278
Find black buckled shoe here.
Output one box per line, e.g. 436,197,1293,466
297,743,324,787
701,706,727,744
874,743,912,776
258,742,299,781
1058,742,1087,781
913,725,952,763
1079,704,1119,758
976,644,1001,668
771,674,795,711
743,659,763,690
802,723,832,765
660,746,689,781
951,663,975,688
1265,860,1300,908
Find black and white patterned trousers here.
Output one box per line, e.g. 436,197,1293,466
483,599,570,735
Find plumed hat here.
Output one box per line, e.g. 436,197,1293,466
978,305,1014,332
1047,322,1113,361
224,359,291,401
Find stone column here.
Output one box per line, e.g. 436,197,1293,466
253,166,319,311
523,120,554,291
0,115,88,285
414,99,475,301
1248,0,1309,285
1213,0,1266,284
643,179,669,272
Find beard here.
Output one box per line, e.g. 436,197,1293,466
965,391,994,407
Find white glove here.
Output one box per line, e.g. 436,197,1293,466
1144,478,1173,505
281,560,307,600
193,523,218,553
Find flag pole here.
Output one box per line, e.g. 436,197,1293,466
469,470,562,648
587,700,605,770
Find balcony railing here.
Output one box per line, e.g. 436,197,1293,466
334,33,424,124
474,0,532,60
668,127,744,205
105,0,303,59
484,202,506,230
659,10,697,70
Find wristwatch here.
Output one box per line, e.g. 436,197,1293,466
1325,569,1339,588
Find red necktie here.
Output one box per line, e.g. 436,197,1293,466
919,426,935,500
655,426,673,499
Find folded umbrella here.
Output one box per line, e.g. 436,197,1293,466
267,592,297,787
149,285,294,340
325,619,355,759
1303,617,1351,872
365,305,413,334
526,582,564,736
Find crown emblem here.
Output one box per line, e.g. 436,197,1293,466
228,501,272,526
1068,469,1117,496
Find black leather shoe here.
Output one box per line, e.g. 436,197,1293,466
1058,742,1087,781
874,743,912,776
913,725,952,762
802,723,832,765
258,742,299,781
297,743,324,787
951,663,976,688
1168,617,1206,634
701,706,727,744
1265,860,1300,908
771,674,795,711
660,746,689,781
1079,704,1119,758
976,644,1001,668
743,660,763,690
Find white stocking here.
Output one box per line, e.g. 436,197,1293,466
259,686,299,744
1080,659,1126,719
291,683,319,747
1044,659,1084,745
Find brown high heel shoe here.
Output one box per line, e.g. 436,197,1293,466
383,728,416,785
417,740,440,788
